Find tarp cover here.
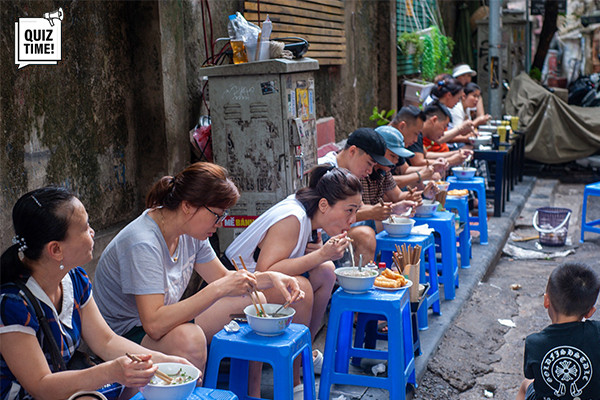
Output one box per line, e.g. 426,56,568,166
505,72,600,164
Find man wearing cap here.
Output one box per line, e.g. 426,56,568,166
318,127,415,264
382,106,440,188
407,102,472,168
452,64,486,121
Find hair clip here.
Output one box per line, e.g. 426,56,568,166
12,235,28,259
31,195,42,207
437,81,445,87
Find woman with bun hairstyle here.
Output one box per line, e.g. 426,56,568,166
0,186,187,400
224,166,362,392
423,75,475,151
93,162,304,398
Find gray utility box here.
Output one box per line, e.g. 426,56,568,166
202,58,319,253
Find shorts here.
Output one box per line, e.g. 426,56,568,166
524,382,535,400
123,325,147,345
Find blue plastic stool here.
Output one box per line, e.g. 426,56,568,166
375,231,441,330
318,288,414,400
445,196,472,268
447,176,489,245
581,181,600,243
204,323,315,400
129,387,238,400
412,211,460,300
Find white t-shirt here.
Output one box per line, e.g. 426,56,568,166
94,209,216,335
224,195,312,273
318,151,339,167
450,101,476,128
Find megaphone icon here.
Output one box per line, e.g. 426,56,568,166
43,8,63,26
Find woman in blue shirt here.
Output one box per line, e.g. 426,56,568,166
0,186,187,400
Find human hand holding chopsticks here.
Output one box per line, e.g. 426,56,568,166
266,271,305,305
125,353,172,385
321,232,351,261
371,199,392,221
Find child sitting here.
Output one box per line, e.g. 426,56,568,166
516,262,600,400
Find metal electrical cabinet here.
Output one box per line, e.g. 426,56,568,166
202,58,319,253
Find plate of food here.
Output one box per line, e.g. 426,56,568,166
374,268,412,290
447,189,469,198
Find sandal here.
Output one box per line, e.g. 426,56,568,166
313,349,323,375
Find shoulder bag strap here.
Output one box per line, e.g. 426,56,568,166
14,280,67,371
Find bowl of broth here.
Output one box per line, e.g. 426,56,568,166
140,363,200,400
244,303,295,336
335,267,378,294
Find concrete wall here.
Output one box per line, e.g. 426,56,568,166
1,0,395,277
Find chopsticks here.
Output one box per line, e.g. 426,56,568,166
391,244,422,274
232,257,267,317
126,353,172,384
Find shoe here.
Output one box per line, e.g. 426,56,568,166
293,383,304,400
313,349,323,375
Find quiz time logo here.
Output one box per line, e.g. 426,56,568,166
15,8,63,69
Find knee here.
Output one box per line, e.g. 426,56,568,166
169,324,207,369
349,227,376,251
314,262,336,288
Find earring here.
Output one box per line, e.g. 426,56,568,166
59,264,65,270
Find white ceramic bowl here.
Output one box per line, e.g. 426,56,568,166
469,136,492,147
414,199,439,217
139,363,200,400
382,217,415,237
335,267,378,294
452,167,477,180
244,303,295,336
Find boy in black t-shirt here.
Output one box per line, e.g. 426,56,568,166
516,263,600,400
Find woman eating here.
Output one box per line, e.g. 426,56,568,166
93,162,303,398
450,82,491,128
224,166,362,395
0,186,187,400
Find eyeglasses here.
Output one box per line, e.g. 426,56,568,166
204,206,229,225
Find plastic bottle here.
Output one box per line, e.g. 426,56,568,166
228,14,247,64
257,15,272,61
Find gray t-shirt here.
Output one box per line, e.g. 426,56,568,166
93,209,216,335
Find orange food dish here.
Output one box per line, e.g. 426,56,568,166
448,189,469,197
374,268,408,288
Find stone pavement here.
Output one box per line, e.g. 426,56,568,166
254,175,538,399
410,177,600,399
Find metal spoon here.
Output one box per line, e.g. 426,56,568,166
358,254,363,272
271,300,291,317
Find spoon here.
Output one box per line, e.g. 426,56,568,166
358,254,363,272
271,300,291,317
462,154,473,169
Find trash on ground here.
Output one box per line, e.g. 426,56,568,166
510,283,522,290
484,389,494,397
502,243,576,260
498,319,516,328
371,363,386,376
333,396,348,400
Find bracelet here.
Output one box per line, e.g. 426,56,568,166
416,171,422,183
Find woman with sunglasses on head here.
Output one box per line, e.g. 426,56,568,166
0,186,188,400
224,166,361,396
93,162,304,398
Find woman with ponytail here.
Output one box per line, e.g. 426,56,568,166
224,165,362,393
0,186,187,400
93,162,303,398
423,75,475,152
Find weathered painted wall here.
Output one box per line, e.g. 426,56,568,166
1,0,395,277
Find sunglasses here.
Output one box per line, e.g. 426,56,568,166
204,205,229,225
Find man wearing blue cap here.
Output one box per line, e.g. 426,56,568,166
318,127,415,264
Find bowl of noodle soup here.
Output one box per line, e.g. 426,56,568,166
140,363,200,400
